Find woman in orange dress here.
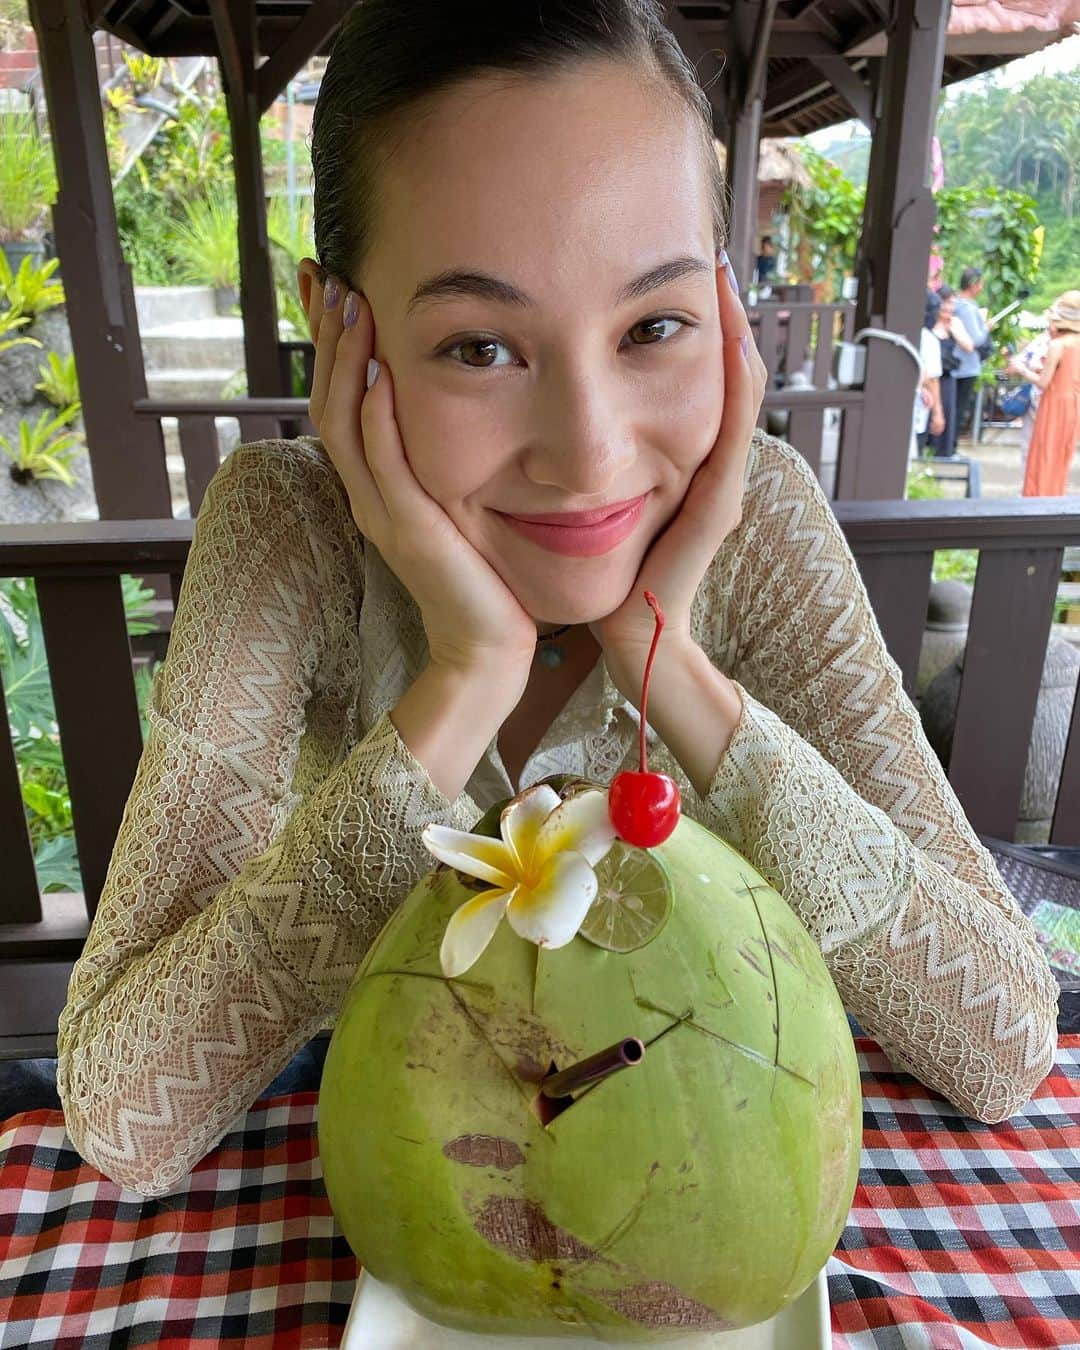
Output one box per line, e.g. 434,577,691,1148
1019,290,1080,497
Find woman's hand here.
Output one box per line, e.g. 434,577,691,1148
308,277,540,685
588,250,767,660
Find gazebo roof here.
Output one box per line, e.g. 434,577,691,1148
92,0,1080,136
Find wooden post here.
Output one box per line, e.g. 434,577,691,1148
29,0,172,521
211,0,285,415
723,1,774,290
837,0,947,501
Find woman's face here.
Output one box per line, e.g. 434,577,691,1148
939,296,954,323
303,60,724,628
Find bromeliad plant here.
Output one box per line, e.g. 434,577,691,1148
0,252,65,319
0,303,41,357
0,405,84,486
34,351,80,409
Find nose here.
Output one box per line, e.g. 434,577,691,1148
520,360,637,497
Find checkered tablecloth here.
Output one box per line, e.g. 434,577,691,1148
1,1037,1077,1349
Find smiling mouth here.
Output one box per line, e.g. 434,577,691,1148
501,496,647,527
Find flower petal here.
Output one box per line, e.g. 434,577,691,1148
500,784,562,875
533,788,617,869
506,851,597,949
441,887,515,977
422,824,517,887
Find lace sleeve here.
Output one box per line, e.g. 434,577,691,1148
700,433,1058,1123
56,442,482,1198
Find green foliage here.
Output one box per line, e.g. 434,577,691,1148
0,109,58,241
782,146,864,299
33,350,79,408
0,574,158,892
0,406,84,486
934,184,1040,362
932,70,1080,315
122,51,167,97
171,192,240,289
0,303,40,357
0,250,65,318
904,465,979,585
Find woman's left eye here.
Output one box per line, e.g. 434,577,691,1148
440,316,690,368
624,316,687,346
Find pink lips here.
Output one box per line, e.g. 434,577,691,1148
500,495,647,557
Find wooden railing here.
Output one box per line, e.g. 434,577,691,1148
2,497,1078,959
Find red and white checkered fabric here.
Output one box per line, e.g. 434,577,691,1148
1,1038,1077,1349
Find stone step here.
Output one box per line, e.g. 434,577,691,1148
135,285,218,330
145,367,240,402
141,317,246,373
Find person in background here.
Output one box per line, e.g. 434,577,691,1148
928,286,975,457
951,266,992,444
1006,323,1051,482
754,235,776,287
1015,290,1080,497
913,289,945,457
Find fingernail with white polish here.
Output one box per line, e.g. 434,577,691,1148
367,358,380,389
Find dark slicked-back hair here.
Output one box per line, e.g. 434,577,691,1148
310,0,728,285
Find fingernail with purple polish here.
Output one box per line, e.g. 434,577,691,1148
367,358,380,389
343,290,360,328
727,263,740,297
324,277,341,309
717,247,729,269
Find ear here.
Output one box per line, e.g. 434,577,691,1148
296,257,323,342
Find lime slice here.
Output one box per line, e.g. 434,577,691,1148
578,841,674,953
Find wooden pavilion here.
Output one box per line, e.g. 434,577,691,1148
1,1,1079,1051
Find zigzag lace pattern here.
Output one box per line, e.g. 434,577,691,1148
55,433,1057,1196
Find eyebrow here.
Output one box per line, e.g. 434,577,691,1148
405,254,713,317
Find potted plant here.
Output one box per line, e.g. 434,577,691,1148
0,109,58,272
171,191,240,313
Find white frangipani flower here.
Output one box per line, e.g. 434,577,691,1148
422,785,617,978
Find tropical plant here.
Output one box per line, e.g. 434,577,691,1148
782,146,864,300
0,250,65,318
934,184,1041,374
0,109,58,242
0,406,84,486
0,303,40,356
170,191,240,289
122,51,168,96
267,190,314,356
0,573,158,892
33,351,80,409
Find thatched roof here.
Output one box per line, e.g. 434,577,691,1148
713,138,811,188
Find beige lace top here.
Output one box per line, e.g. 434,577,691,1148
56,429,1059,1198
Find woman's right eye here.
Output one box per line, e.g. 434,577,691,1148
441,336,516,369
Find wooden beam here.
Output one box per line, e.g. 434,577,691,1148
29,0,172,521
210,0,284,399
256,0,348,116
744,0,779,115
807,55,873,127
82,0,113,26
839,0,948,501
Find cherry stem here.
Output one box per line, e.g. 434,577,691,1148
639,590,664,773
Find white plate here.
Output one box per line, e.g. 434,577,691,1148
339,1266,831,1349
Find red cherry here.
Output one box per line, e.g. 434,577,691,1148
608,589,681,846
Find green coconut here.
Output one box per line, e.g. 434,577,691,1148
318,775,861,1342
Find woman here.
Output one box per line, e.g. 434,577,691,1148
1007,323,1051,482
1017,291,1080,497
56,0,1057,1199
913,288,945,456
927,286,974,457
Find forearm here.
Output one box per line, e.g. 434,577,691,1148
391,658,526,804
58,697,495,1197
605,639,743,799
697,683,1057,1120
